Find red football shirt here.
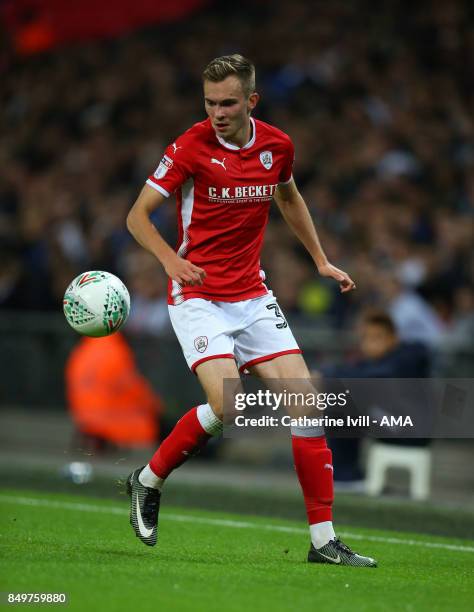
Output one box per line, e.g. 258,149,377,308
146,117,294,305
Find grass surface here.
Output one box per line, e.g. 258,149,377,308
1,489,473,612
2,466,473,539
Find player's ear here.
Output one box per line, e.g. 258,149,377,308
248,92,259,112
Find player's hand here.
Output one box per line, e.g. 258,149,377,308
317,262,356,293
164,255,206,286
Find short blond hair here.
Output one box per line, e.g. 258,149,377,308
202,54,256,97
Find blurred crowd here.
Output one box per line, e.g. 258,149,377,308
1,0,473,355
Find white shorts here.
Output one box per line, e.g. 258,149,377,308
168,292,301,374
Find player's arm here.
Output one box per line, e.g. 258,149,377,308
126,184,206,286
273,178,355,293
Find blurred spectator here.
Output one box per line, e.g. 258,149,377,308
65,332,163,450
378,274,446,347
122,247,171,335
0,0,472,369
319,310,431,488
446,285,474,349
440,285,474,376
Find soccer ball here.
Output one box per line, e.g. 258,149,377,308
63,271,130,337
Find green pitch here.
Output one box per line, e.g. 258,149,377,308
1,490,473,612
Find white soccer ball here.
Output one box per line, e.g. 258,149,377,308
63,271,130,337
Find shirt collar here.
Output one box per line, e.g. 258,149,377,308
216,117,256,150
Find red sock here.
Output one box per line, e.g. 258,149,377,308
292,435,334,524
150,407,211,479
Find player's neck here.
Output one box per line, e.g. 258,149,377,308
225,118,252,148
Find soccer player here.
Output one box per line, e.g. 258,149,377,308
126,54,376,567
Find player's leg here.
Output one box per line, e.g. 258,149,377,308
234,294,377,566
249,353,376,567
143,356,238,484
247,354,336,550
127,358,238,546
128,298,238,546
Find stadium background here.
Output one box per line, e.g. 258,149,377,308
1,0,473,596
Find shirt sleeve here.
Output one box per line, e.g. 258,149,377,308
146,138,193,197
279,137,295,184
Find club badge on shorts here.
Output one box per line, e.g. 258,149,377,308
260,151,273,170
194,336,208,353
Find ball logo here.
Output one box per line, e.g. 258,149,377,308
77,271,104,287
260,151,273,170
194,336,208,353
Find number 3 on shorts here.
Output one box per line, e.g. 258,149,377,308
266,303,288,329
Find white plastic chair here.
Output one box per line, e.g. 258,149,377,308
365,442,432,500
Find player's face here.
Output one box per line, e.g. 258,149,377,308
204,76,259,146
360,324,398,359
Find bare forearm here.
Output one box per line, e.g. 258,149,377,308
274,179,355,292
126,185,206,286
276,191,328,269
126,209,175,267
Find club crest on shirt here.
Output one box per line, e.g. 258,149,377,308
154,155,173,179
194,336,208,353
259,151,273,170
